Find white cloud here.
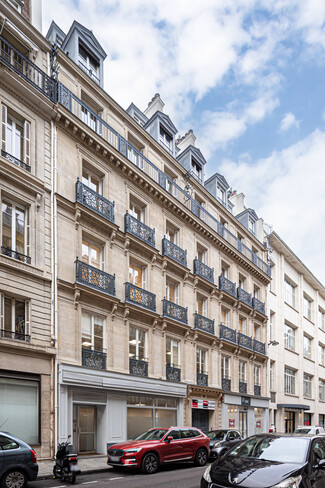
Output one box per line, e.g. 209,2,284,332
279,112,300,131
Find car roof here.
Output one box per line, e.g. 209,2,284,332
247,433,323,440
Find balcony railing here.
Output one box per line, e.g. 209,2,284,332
219,276,236,297
222,378,231,391
125,213,155,247
76,179,114,222
1,150,31,172
194,313,214,335
162,238,187,267
239,381,247,394
0,35,57,102
78,60,100,84
125,283,156,311
237,332,252,350
166,365,181,382
162,299,188,324
76,258,115,296
253,339,266,355
82,348,106,370
197,372,208,387
129,358,148,377
0,329,30,342
1,247,31,264
252,297,266,315
254,384,261,396
237,287,252,307
219,324,237,344
57,83,271,277
193,259,214,283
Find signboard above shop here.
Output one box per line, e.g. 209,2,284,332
192,399,215,410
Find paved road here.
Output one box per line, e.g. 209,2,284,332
29,462,208,487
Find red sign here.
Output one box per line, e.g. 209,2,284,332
256,420,261,428
229,419,235,428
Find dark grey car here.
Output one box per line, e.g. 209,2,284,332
207,429,241,460
0,432,38,488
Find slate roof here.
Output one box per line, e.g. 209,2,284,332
61,20,107,59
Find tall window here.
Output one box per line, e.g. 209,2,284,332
269,311,275,341
127,137,144,170
165,223,179,245
303,335,312,360
81,105,97,131
284,278,295,308
159,126,172,151
221,355,230,379
1,199,28,257
81,239,101,269
303,295,313,321
197,348,207,374
253,285,260,299
270,361,275,390
284,367,295,395
196,245,206,264
221,263,230,279
269,263,276,293
2,105,30,168
129,261,146,289
166,281,179,304
1,294,30,340
191,158,202,181
82,168,101,194
129,326,147,361
197,295,207,316
166,338,180,368
238,274,246,290
217,185,225,203
254,324,261,341
129,200,145,223
81,312,104,352
239,361,246,383
319,308,325,331
239,317,247,334
78,44,99,83
320,379,325,401
319,344,325,366
284,324,295,351
248,218,255,234
303,373,312,398
221,308,230,327
254,365,261,386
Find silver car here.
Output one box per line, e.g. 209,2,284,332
0,432,38,488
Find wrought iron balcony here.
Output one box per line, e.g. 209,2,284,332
219,324,237,344
253,339,266,355
162,238,187,267
254,384,261,396
1,247,31,264
219,276,236,297
129,358,148,377
125,283,156,311
252,297,265,314
194,313,214,335
222,378,231,391
82,348,106,370
76,179,114,222
162,299,188,324
197,372,208,387
125,213,155,247
166,364,181,382
237,332,252,350
193,259,214,283
0,35,57,102
237,287,252,307
0,329,30,342
239,381,247,394
76,259,115,296
1,150,31,172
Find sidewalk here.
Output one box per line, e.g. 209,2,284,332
37,455,110,479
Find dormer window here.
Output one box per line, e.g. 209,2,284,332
8,0,22,12
191,158,202,182
78,44,100,84
217,185,225,203
134,114,144,127
159,126,172,152
248,218,255,234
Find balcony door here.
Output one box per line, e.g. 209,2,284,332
82,239,102,269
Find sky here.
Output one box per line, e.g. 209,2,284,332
43,0,325,283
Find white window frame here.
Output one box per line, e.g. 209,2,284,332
303,335,312,360
0,293,30,338
217,185,225,203
81,238,103,270
191,158,202,181
221,308,230,327
303,295,313,321
319,309,325,331
81,311,104,352
129,261,146,289
166,337,180,368
254,365,261,386
129,200,145,223
1,198,28,257
166,281,179,304
239,360,247,382
270,361,275,390
248,218,255,234
221,355,230,379
2,104,31,166
82,167,103,194
159,126,172,151
239,317,247,334
284,278,296,308
319,344,325,366
197,348,207,374
303,373,312,398
319,379,325,401
78,44,100,82
197,295,207,316
129,326,147,361
284,324,295,352
284,367,295,395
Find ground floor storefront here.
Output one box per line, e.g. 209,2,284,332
221,393,269,437
186,386,223,433
270,404,311,433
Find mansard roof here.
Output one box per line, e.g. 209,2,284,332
176,144,207,167
205,172,229,189
126,103,148,125
236,208,259,221
62,20,107,59
144,110,178,135
46,21,66,43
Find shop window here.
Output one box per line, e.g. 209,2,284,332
1,198,30,260
254,408,264,434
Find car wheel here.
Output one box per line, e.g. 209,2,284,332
141,453,159,474
1,470,27,488
195,448,208,466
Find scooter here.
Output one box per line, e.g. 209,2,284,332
53,439,79,484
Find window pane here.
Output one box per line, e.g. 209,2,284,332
138,329,146,360
81,313,92,347
129,326,136,358
127,407,153,439
15,207,25,254
82,240,89,264
4,298,12,332
15,301,25,335
156,409,176,428
2,201,12,249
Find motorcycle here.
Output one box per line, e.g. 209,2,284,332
53,440,79,484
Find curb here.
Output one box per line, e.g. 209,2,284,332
37,467,112,481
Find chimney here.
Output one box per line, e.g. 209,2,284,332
176,129,196,153
229,192,246,215
144,93,165,119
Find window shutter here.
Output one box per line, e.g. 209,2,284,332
24,120,31,167
1,104,7,151
25,300,30,337
0,292,4,331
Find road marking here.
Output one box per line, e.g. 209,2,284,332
81,482,98,485
109,477,125,480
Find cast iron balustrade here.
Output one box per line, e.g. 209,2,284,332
253,338,266,355
254,384,261,396
197,372,208,387
125,213,155,247
194,313,215,335
1,247,31,264
219,276,236,297
125,283,156,311
78,60,100,84
162,238,187,267
252,297,266,315
237,287,252,307
1,150,31,172
0,35,57,102
162,299,188,324
75,258,115,296
57,83,271,277
222,378,231,391
237,332,253,350
219,324,237,344
130,358,148,377
76,179,114,222
82,348,106,370
239,381,247,394
166,364,181,382
193,259,214,283
0,329,30,342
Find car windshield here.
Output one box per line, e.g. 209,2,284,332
208,431,226,440
294,428,311,434
228,436,309,464
135,429,167,441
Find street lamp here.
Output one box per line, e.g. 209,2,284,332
268,340,279,346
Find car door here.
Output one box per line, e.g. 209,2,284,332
226,431,241,449
308,438,325,488
0,435,22,474
161,430,183,462
179,429,196,459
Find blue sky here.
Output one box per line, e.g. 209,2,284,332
43,0,325,283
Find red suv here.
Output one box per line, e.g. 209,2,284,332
107,427,210,474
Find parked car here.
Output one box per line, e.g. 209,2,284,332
201,433,325,488
207,429,241,460
107,427,209,474
294,425,325,435
0,431,38,488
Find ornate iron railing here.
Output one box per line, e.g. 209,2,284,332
75,258,115,296
1,150,31,172
237,287,252,306
125,283,156,311
197,372,208,387
166,365,181,382
129,358,148,377
222,378,231,391
76,179,114,222
193,259,214,283
0,329,30,342
219,324,237,344
253,339,266,355
125,213,155,247
252,297,265,315
162,238,187,267
0,35,57,102
254,384,261,396
82,348,106,370
237,332,252,350
1,247,31,264
219,276,236,297
194,313,214,335
239,381,247,394
162,299,188,324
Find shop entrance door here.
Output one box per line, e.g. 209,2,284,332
77,406,97,453
239,411,247,438
192,409,209,434
284,411,295,433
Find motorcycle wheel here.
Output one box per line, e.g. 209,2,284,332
67,472,76,485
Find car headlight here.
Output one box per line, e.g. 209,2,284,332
124,448,142,453
271,475,302,488
203,464,212,482
211,442,220,450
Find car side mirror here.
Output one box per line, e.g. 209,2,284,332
166,436,173,443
